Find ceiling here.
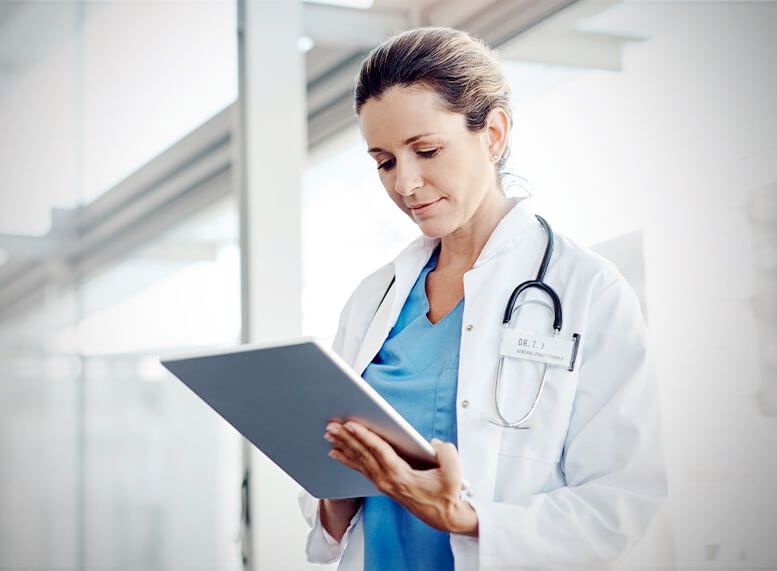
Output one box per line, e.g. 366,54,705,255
0,0,636,318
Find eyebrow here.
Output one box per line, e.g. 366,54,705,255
367,133,435,154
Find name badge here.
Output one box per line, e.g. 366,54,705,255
500,328,581,371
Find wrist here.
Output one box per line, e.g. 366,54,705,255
321,498,361,541
446,499,479,537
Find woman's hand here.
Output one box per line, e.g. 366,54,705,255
324,420,478,536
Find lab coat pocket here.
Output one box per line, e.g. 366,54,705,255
495,356,579,463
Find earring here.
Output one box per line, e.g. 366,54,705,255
491,153,500,162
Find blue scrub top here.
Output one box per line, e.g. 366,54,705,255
361,243,463,571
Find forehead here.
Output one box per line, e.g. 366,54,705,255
359,85,467,150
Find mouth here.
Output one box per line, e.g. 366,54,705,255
409,198,443,215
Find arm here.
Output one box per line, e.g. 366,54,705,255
320,498,362,541
297,288,365,564
297,491,363,564
455,275,668,569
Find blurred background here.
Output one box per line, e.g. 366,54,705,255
0,0,775,569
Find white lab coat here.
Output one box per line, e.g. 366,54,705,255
298,196,668,570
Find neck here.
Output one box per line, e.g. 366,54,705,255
437,192,515,273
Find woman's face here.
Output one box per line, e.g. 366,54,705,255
358,85,501,238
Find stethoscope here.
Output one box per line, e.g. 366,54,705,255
491,214,566,430
371,214,579,431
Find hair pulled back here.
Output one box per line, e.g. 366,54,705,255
354,27,513,190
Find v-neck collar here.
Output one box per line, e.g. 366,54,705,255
420,244,464,327
391,197,538,282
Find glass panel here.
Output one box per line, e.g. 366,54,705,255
79,2,237,202
76,197,242,570
301,126,419,343
0,197,243,570
0,285,81,569
0,2,237,236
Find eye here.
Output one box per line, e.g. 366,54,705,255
376,148,441,171
417,148,441,158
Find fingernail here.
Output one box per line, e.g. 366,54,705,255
324,433,334,443
344,422,356,433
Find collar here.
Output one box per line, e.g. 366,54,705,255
472,196,537,268
392,196,538,278
355,198,540,376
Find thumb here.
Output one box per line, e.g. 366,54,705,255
431,439,461,490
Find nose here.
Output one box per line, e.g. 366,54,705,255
394,158,423,197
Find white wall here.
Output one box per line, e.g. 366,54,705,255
505,2,777,567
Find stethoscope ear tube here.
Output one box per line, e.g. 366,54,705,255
533,215,554,281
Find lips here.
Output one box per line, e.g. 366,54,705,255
408,198,443,216
409,198,441,209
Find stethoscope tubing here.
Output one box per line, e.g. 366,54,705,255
370,214,563,430
491,215,563,429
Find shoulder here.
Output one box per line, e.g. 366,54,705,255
331,259,394,360
552,230,635,302
340,233,429,318
345,262,394,313
336,252,399,330
550,231,646,342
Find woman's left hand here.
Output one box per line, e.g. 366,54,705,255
324,420,479,537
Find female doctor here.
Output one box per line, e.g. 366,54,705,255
298,27,667,571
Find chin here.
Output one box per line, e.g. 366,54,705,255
416,218,455,239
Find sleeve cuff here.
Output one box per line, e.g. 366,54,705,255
298,491,362,564
319,513,340,547
449,497,480,569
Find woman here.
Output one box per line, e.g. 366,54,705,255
298,27,667,570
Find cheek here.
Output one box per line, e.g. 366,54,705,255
448,153,491,200
388,192,404,210
428,158,476,203
378,169,395,191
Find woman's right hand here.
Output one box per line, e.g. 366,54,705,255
320,497,362,542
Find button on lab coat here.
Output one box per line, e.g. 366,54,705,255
298,197,668,570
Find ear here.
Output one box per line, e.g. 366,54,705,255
485,107,510,160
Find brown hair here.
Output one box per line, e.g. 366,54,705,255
353,26,513,190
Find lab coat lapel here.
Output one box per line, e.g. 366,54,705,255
352,235,439,377
456,197,544,502
473,196,538,267
352,197,544,503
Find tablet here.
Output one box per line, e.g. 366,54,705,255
160,337,437,499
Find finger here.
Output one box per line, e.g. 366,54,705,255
325,424,366,467
343,423,418,497
329,448,364,474
431,438,462,493
344,422,413,481
325,422,357,451
326,436,358,463
346,422,411,470
327,424,382,480
332,423,385,477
